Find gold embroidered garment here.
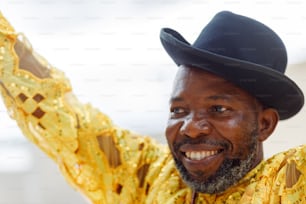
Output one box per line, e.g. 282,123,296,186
0,12,305,204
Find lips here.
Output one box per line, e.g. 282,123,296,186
185,150,219,160
179,142,225,160
176,143,226,179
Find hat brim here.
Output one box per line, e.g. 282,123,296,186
160,28,304,120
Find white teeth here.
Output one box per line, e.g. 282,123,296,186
185,150,218,160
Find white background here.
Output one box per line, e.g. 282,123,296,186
0,1,306,203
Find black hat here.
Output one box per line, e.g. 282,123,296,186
160,11,304,120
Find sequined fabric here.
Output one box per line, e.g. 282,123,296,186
0,12,305,204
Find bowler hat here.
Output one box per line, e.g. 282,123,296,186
160,11,304,120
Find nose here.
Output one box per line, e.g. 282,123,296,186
179,116,212,138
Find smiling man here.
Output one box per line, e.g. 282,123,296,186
166,67,267,194
0,10,306,204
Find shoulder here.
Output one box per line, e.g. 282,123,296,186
256,145,305,190
281,145,306,203
257,145,306,203
264,144,305,172
285,144,306,175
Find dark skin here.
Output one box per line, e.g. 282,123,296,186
166,65,279,193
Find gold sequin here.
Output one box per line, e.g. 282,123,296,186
0,46,5,54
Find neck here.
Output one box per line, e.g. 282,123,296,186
252,142,264,169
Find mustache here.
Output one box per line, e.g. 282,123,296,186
173,135,229,151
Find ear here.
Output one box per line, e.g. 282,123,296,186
257,108,279,142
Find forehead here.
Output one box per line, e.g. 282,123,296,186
173,66,227,88
171,65,257,102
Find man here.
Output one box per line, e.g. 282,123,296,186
0,10,305,204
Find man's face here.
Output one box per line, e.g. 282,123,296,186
165,66,263,194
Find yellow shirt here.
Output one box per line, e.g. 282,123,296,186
0,12,305,204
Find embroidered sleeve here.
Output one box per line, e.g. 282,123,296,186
0,12,168,204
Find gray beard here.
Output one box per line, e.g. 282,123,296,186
173,129,258,194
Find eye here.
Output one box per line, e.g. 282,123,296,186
171,107,185,114
170,107,187,117
210,105,229,113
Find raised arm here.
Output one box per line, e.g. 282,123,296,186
0,12,169,203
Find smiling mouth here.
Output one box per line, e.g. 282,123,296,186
184,150,223,160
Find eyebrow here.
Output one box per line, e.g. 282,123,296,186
169,97,184,103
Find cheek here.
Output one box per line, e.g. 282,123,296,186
226,118,240,128
165,120,183,145
215,116,244,136
225,112,246,128
217,116,255,156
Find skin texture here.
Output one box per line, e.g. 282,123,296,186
165,65,279,194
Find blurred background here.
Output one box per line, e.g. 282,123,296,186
0,0,305,203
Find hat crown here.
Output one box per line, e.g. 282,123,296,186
160,11,304,120
193,11,287,73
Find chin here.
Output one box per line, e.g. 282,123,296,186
173,149,257,194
